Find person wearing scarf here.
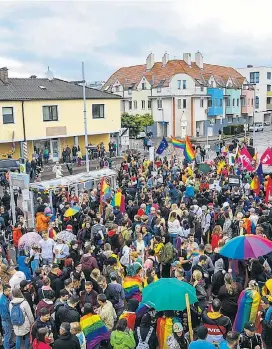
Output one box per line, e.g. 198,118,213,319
122,262,143,302
80,303,110,349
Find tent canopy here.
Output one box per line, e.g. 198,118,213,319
29,168,117,191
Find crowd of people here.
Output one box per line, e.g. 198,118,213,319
0,143,272,349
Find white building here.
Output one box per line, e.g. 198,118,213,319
237,65,272,124
104,52,248,137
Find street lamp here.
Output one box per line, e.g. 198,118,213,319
70,62,90,172
243,83,256,148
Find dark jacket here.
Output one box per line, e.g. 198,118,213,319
31,317,56,341
56,303,80,324
202,310,232,344
53,334,80,349
69,248,80,264
79,290,98,308
22,290,35,315
48,272,63,299
218,283,242,316
211,271,225,296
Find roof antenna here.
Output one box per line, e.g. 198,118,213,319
45,66,54,81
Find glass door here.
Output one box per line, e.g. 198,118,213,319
51,139,59,162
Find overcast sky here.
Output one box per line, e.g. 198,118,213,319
1,0,272,82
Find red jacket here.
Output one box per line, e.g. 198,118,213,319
13,228,22,248
32,339,51,349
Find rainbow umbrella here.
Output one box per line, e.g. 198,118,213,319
220,235,272,260
64,206,80,217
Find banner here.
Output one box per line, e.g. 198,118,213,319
260,147,272,166
240,147,254,171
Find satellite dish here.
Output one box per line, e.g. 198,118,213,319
45,66,54,81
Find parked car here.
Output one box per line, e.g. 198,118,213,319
249,123,264,132
264,121,271,126
136,131,146,139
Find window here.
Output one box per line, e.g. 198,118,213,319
129,101,132,110
200,98,204,108
248,98,250,106
214,98,218,107
128,88,132,95
183,99,187,109
200,86,204,92
232,99,235,107
268,72,271,80
251,99,254,106
220,99,223,107
268,85,271,92
267,97,272,104
157,86,161,93
208,99,212,108
177,80,181,89
2,107,14,124
133,101,137,109
250,72,259,83
182,80,186,89
141,100,146,109
43,105,58,121
241,98,245,107
157,99,162,109
255,96,259,109
237,98,239,107
115,86,120,92
142,83,146,90
92,104,105,119
178,99,182,109
148,100,152,109
226,98,230,107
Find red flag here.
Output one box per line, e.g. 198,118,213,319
266,177,272,203
240,147,254,171
260,147,272,166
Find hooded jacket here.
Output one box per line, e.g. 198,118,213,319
13,228,22,247
18,255,32,280
202,310,232,345
98,300,116,330
36,212,50,233
80,254,98,271
9,297,34,336
0,293,10,321
110,329,136,349
52,333,80,349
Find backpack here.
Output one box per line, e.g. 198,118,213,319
136,327,153,349
147,257,159,275
11,302,25,326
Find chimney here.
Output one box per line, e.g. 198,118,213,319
0,67,8,84
162,52,169,67
30,75,37,79
195,51,203,69
146,53,155,71
183,53,191,66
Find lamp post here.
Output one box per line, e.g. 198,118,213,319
243,83,256,149
70,62,90,172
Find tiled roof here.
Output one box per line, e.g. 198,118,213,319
0,78,120,101
103,59,244,90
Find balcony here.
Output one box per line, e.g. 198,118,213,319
267,91,272,97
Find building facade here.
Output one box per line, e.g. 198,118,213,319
0,68,120,160
237,65,272,124
104,52,254,137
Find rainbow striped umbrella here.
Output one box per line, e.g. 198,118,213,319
220,235,272,260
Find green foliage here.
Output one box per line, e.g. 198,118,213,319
121,112,154,137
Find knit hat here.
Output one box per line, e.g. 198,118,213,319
173,322,183,333
66,225,73,231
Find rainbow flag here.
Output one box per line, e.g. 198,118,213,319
233,289,261,333
187,249,199,260
184,136,195,161
80,313,110,349
111,189,125,212
156,317,173,349
136,303,150,318
123,276,143,301
119,311,137,330
99,177,111,213
171,136,185,149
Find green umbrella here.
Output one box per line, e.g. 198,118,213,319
198,163,212,174
142,278,198,311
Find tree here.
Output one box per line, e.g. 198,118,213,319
139,113,154,132
121,112,154,138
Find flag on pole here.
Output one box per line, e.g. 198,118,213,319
265,176,272,203
250,176,260,195
156,137,169,155
260,147,272,165
99,178,111,213
171,136,185,149
240,147,254,171
256,163,264,184
184,136,196,162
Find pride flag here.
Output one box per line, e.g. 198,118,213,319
233,289,261,333
156,317,173,349
80,313,110,349
250,175,260,195
99,177,111,213
171,136,185,149
184,135,195,161
123,276,143,301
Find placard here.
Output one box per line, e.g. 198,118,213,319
22,189,30,201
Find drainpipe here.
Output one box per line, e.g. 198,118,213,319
172,97,176,136
21,101,28,160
